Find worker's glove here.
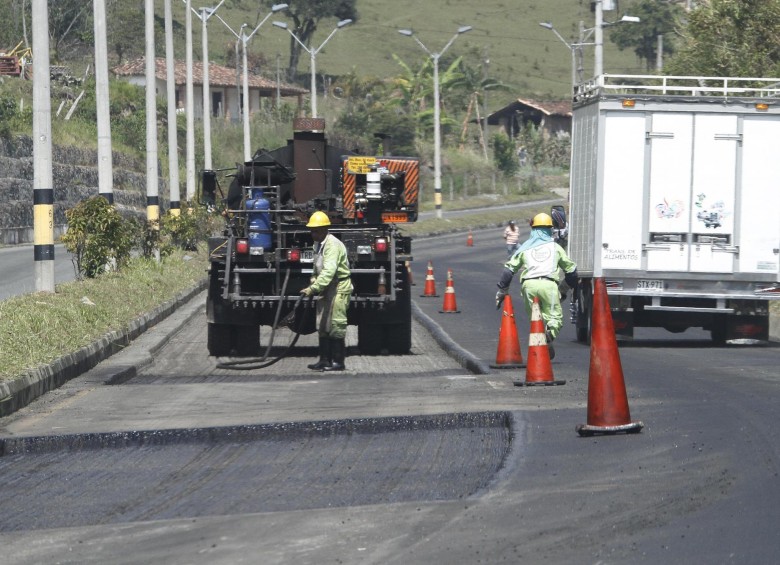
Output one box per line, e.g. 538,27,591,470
495,289,508,310
560,289,568,302
300,287,314,297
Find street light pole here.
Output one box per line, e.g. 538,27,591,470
538,22,576,94
594,0,604,79
184,1,225,171
540,8,639,90
273,19,352,118
214,4,288,161
398,26,472,220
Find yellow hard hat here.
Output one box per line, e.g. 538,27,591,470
531,212,553,228
306,211,331,228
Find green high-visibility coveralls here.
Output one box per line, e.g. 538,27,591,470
310,233,352,339
499,234,577,339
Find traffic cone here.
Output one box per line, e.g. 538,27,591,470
420,260,439,297
490,295,525,369
514,297,565,386
439,269,461,313
576,278,644,436
466,230,474,247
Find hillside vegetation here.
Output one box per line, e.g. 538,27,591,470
169,0,646,102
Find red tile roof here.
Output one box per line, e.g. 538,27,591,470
112,57,307,96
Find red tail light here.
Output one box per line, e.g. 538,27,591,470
375,237,388,253
287,248,301,262
235,239,249,254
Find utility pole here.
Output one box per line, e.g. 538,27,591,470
185,0,196,201
32,0,54,293
482,46,490,158
594,0,604,79
164,0,181,215
145,0,160,228
93,0,113,205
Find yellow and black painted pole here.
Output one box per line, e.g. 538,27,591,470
147,195,160,223
33,188,55,262
32,0,55,292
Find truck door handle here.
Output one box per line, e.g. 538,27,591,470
643,243,673,251
646,132,674,139
714,133,742,141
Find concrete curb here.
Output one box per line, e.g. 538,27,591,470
0,279,207,418
411,301,491,375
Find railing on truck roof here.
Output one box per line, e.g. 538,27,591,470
574,74,780,103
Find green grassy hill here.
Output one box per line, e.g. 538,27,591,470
162,0,646,105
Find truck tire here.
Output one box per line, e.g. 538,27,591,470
575,280,592,344
385,269,412,354
208,323,260,357
710,320,727,344
358,323,384,355
208,323,233,356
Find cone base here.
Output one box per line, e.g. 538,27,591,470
514,379,566,387
576,421,644,437
420,294,439,298
439,309,461,313
490,363,526,369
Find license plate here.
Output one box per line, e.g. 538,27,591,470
636,279,663,291
301,250,315,263
382,212,409,223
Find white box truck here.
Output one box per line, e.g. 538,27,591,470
569,75,780,343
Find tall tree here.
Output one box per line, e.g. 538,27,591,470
666,0,780,77
47,0,92,62
609,0,684,71
263,0,358,82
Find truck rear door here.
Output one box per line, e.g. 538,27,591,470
646,113,737,273
738,116,780,280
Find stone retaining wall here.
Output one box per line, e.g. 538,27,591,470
0,136,167,244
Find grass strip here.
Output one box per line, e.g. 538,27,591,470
0,249,208,382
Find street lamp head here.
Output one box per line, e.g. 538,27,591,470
272,21,288,29
620,15,640,23
539,22,554,30
337,19,353,28
457,25,472,34
271,3,288,11
398,29,413,37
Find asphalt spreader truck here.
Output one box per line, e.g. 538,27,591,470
203,118,420,357
568,75,780,343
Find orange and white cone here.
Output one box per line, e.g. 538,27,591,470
420,260,439,297
490,295,525,369
466,230,474,247
514,297,565,386
439,269,461,313
576,278,643,436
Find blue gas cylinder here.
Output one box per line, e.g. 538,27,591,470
247,188,272,251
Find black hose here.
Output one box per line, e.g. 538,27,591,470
215,292,311,370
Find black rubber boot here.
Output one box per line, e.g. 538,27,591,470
545,330,556,360
323,338,346,371
307,337,331,370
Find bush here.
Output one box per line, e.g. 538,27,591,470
62,196,136,278
491,131,519,176
160,203,215,254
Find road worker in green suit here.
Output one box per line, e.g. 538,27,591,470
495,212,578,359
300,211,353,371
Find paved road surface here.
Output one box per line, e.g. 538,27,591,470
0,244,75,300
